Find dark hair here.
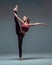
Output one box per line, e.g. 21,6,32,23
26,16,30,23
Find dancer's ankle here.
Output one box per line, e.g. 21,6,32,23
19,57,23,60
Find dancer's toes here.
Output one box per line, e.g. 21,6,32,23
13,5,18,12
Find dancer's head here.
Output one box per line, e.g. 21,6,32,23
23,16,30,23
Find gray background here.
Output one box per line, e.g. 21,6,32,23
0,0,52,54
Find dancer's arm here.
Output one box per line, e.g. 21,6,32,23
13,5,24,24
29,22,47,27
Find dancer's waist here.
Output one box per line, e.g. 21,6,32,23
21,29,26,35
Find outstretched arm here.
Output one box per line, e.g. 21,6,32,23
29,22,47,27
13,5,24,24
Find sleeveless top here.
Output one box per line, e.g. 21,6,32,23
21,23,29,32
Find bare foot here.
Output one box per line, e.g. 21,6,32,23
13,5,18,12
19,58,23,60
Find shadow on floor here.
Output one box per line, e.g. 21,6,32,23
9,57,52,60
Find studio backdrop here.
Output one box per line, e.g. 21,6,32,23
0,0,52,54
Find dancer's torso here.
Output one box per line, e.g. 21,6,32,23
21,23,29,35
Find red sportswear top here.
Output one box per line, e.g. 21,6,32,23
21,23,29,32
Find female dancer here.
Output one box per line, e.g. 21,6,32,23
13,5,47,59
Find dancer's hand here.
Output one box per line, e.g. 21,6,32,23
43,23,47,27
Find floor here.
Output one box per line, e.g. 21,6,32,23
0,53,52,65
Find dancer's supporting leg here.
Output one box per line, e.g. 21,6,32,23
18,33,24,58
14,14,24,59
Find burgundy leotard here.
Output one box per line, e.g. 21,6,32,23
21,23,29,32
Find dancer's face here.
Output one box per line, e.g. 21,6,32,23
23,16,27,21
23,16,30,24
